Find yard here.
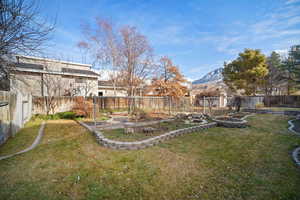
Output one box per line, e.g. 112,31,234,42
0,114,300,200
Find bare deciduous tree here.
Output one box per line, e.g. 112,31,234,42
0,0,54,89
195,90,220,114
41,71,64,115
78,18,156,112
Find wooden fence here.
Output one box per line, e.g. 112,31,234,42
240,95,300,108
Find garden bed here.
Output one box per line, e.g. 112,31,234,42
213,116,247,128
228,112,251,119
101,119,198,142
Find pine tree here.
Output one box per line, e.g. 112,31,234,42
222,49,268,95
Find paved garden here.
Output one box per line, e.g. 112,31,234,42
0,114,300,200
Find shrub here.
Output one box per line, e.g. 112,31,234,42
131,108,149,120
57,111,76,119
255,103,264,109
32,111,76,120
72,97,93,118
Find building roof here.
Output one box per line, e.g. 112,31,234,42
15,63,99,78
62,68,99,76
98,80,125,87
16,63,44,70
16,55,92,67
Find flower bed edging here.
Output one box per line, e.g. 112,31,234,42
212,118,247,128
0,121,46,161
292,147,300,167
77,120,217,150
288,119,300,136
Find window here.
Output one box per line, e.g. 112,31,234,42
75,78,86,83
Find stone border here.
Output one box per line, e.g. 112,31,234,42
288,119,300,136
292,147,300,167
0,121,46,161
212,117,247,128
212,113,254,128
77,120,217,150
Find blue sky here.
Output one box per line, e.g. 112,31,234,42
40,0,300,80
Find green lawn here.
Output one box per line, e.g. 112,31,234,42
0,119,43,157
0,114,300,200
258,107,300,111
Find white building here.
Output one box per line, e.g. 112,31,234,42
11,55,99,96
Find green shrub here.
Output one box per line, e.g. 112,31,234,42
57,111,76,119
255,103,264,109
32,111,76,120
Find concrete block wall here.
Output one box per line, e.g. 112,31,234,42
78,121,217,150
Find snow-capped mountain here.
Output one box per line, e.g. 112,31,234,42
192,68,223,84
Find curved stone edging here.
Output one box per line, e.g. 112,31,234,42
77,120,217,150
0,121,46,161
212,113,254,128
288,119,300,136
287,118,300,167
292,147,300,167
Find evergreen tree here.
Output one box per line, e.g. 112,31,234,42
223,49,268,95
280,45,300,95
264,51,282,95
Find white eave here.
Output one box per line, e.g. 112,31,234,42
15,55,92,68
15,67,99,78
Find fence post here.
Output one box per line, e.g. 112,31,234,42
168,96,171,116
93,96,96,127
203,96,206,114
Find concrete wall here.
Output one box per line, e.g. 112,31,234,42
11,71,98,97
0,91,32,146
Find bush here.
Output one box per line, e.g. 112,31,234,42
255,103,264,109
57,111,76,119
131,108,149,120
72,97,93,118
32,111,76,120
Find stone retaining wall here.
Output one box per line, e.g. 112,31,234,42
212,118,247,128
292,147,300,167
78,120,217,150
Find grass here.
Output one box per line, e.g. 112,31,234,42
0,119,43,157
0,114,300,200
257,107,300,111
102,120,195,142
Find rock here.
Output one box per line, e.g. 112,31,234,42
192,119,203,123
142,127,157,135
124,127,135,134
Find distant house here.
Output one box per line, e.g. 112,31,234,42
10,55,99,96
98,80,127,97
